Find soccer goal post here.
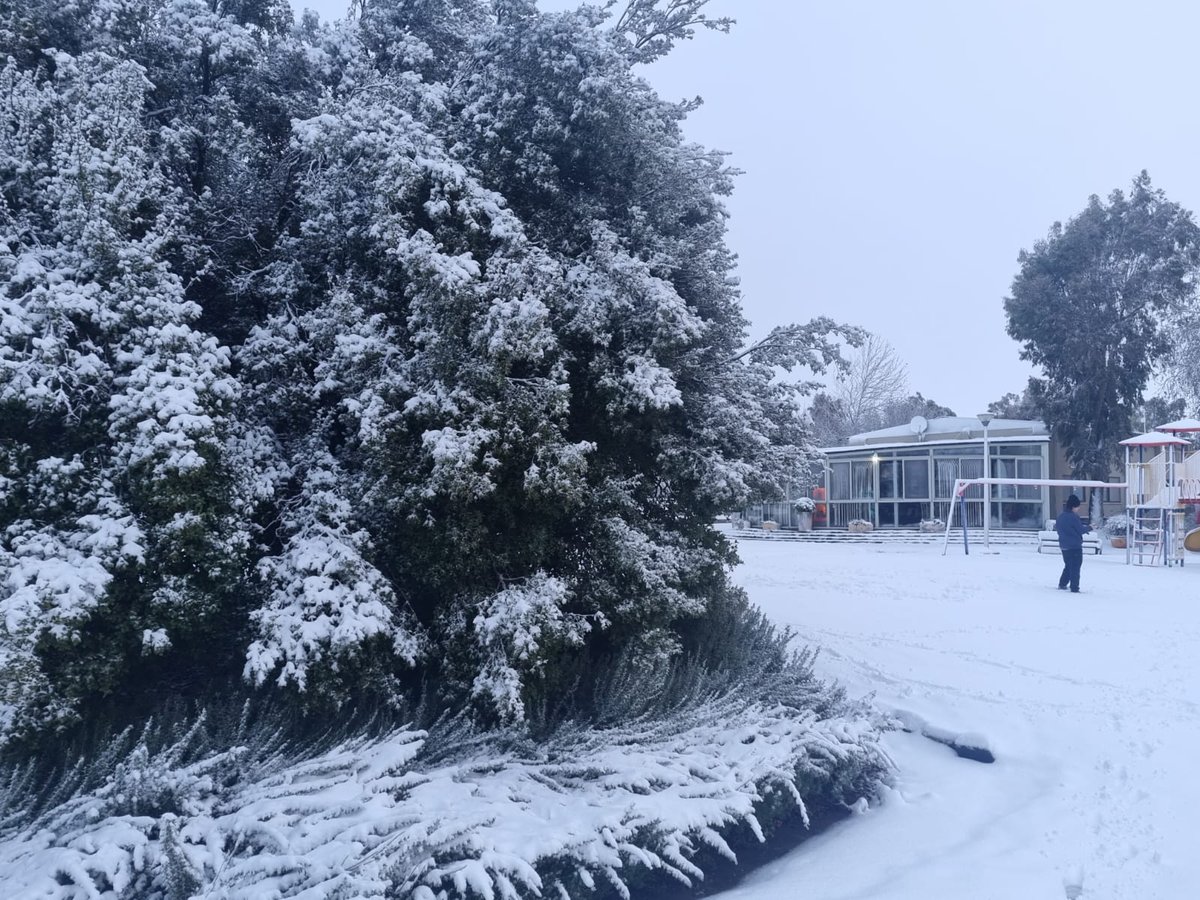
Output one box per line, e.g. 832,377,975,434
941,478,1126,556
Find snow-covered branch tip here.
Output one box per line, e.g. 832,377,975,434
726,319,865,372
607,0,735,63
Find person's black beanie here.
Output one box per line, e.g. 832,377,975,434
1066,493,1081,509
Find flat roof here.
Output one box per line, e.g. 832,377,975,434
822,434,1050,455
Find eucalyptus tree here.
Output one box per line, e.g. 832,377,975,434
1005,172,1200,484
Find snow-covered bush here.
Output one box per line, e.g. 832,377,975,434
0,652,887,900
793,496,816,513
1103,513,1131,537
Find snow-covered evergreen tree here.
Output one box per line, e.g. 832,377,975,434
1,0,860,740
1,7,884,895
0,50,257,738
0,0,861,738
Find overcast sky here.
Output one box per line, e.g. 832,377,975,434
289,0,1200,416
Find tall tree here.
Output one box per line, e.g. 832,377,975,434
1004,172,1200,486
878,392,955,427
987,381,1044,420
1130,395,1186,434
1162,303,1200,415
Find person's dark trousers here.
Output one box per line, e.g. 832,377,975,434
1059,548,1083,592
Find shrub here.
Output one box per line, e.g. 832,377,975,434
1103,513,1131,537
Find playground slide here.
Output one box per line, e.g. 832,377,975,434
1186,527,1200,553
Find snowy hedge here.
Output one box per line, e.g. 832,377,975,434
0,680,885,900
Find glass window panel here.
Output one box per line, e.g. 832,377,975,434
958,457,983,498
879,461,899,498
903,459,929,498
830,462,851,500
1017,458,1042,499
851,461,874,498
1001,502,1043,529
878,503,895,525
828,502,872,527
994,458,1017,498
898,502,928,525
959,501,983,527
934,459,960,498
996,444,1044,456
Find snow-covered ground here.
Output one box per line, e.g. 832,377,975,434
723,534,1200,900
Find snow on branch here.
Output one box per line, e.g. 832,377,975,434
726,318,866,373
0,695,885,900
609,0,735,63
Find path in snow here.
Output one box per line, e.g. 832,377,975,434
719,535,1200,900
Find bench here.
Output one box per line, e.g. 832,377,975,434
1036,519,1102,555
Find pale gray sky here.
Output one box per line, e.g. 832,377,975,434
289,0,1200,415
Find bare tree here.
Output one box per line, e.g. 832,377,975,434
831,333,909,434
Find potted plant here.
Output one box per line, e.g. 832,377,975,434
1104,513,1131,549
792,496,815,532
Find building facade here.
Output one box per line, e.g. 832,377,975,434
820,417,1055,530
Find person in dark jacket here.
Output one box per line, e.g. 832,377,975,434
1055,494,1092,593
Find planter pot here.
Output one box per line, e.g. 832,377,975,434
847,521,873,534
1110,537,1127,549
796,511,812,532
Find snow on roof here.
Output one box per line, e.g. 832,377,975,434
1155,417,1200,433
1119,430,1191,447
841,417,1048,447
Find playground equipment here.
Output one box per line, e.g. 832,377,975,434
1121,424,1200,567
1186,528,1200,553
926,418,1200,566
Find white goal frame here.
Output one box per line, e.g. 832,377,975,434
941,478,1126,556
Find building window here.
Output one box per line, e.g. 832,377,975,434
879,460,899,498
851,460,874,498
902,459,929,498
1001,502,1043,528
830,461,850,500
1016,458,1042,498
934,459,960,498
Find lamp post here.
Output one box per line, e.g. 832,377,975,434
977,413,993,551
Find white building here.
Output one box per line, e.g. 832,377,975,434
817,417,1060,530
